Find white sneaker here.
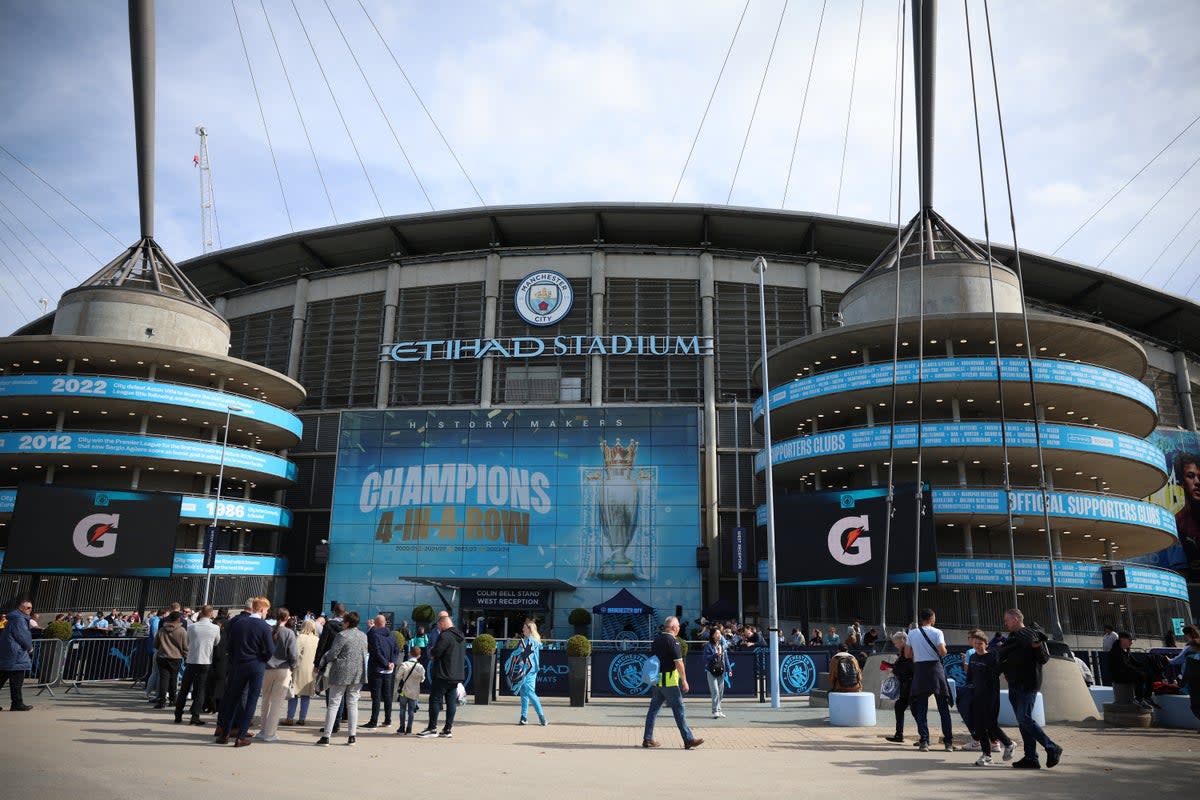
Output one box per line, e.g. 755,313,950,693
717,711,726,718
258,735,279,743
974,754,993,767
712,713,720,719
1002,742,1016,761
963,740,982,751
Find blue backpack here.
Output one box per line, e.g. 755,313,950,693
641,655,660,686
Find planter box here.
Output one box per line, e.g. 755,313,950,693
568,655,590,706
473,653,495,705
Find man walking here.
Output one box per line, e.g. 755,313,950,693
364,614,400,728
642,616,703,750
905,608,954,752
0,598,35,711
997,608,1062,769
215,597,273,747
176,605,220,725
417,612,464,739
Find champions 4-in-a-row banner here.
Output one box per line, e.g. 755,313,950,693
760,485,936,586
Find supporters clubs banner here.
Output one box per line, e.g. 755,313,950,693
326,408,702,620
760,485,936,586
3,484,181,577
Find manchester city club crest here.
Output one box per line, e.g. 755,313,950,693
779,654,817,695
608,652,650,697
514,270,573,326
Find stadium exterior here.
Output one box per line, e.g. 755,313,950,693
1,202,1197,642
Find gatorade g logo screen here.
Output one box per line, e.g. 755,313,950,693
73,513,120,558
827,514,872,565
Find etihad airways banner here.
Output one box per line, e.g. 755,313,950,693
326,407,702,619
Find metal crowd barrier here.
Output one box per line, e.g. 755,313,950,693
63,635,151,693
24,638,69,697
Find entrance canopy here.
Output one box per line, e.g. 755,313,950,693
592,588,655,616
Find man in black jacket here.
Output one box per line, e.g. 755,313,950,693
417,613,465,739
214,597,273,747
996,608,1062,769
1108,632,1154,709
364,614,401,728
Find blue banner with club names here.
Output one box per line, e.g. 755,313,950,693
752,357,1156,418
937,557,1189,601
754,422,1166,475
0,374,302,438
0,489,290,528
172,552,288,575
931,488,1177,537
0,431,296,481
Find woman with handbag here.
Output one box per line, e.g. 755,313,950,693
703,627,730,719
509,620,546,726
256,607,298,742
284,619,319,726
316,611,368,746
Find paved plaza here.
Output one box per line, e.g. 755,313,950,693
0,686,1195,799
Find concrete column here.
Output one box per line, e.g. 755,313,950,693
1174,350,1197,431
806,261,823,333
376,263,402,409
590,251,606,406
286,277,310,381
700,253,719,605
480,253,501,408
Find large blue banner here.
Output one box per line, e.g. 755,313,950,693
0,490,289,528
937,557,1189,601
326,407,702,634
931,488,1177,537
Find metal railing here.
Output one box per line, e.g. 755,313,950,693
23,638,69,697
62,636,152,693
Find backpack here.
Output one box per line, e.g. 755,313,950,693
641,655,660,686
708,652,725,677
835,655,861,689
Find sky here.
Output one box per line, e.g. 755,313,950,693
0,0,1198,332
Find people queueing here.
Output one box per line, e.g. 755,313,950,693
394,645,426,735
174,605,220,726
257,607,298,743
905,608,955,752
364,614,400,729
997,608,1063,769
642,615,703,750
214,597,273,748
284,619,320,726
316,611,369,746
417,613,465,739
152,610,188,709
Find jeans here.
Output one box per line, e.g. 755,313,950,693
174,663,210,720
427,677,458,732
642,684,694,745
368,672,395,724
0,670,26,708
397,697,418,731
518,678,544,722
1008,685,1056,762
705,671,725,715
144,658,160,697
286,695,311,722
259,667,291,738
217,662,265,739
155,657,182,705
911,691,953,745
323,683,361,737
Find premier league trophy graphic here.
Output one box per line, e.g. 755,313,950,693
595,438,640,580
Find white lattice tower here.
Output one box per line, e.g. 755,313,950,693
195,125,221,253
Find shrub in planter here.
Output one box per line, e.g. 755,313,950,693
566,634,592,657
412,604,435,625
471,633,497,704
394,631,407,654
473,633,497,655
567,608,592,626
45,620,72,641
566,635,591,707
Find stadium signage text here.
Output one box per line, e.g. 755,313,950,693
380,334,714,363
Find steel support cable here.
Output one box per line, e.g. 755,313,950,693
0,249,40,318
0,144,123,246
1177,234,1200,295
727,0,791,205
1148,202,1200,287
321,0,433,212
910,4,928,627
983,0,1063,640
259,0,339,224
965,0,1017,606
835,0,867,215
0,165,103,264
878,0,908,638
289,0,386,218
1101,150,1200,268
357,0,486,207
676,0,751,203
1054,111,1200,256
780,0,827,209
230,0,295,232
0,198,69,292
886,0,904,219
0,228,53,311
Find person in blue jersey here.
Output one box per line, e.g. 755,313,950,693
510,619,547,726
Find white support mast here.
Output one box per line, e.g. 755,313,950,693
195,125,221,253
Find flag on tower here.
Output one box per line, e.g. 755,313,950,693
193,154,200,167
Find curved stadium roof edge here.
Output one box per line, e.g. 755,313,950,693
15,203,1200,357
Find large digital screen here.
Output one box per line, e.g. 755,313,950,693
326,407,702,628
1139,429,1200,584
4,484,181,577
762,484,937,586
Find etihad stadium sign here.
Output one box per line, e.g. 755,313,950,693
380,334,714,363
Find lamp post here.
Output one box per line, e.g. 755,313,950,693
203,403,244,606
753,256,781,709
